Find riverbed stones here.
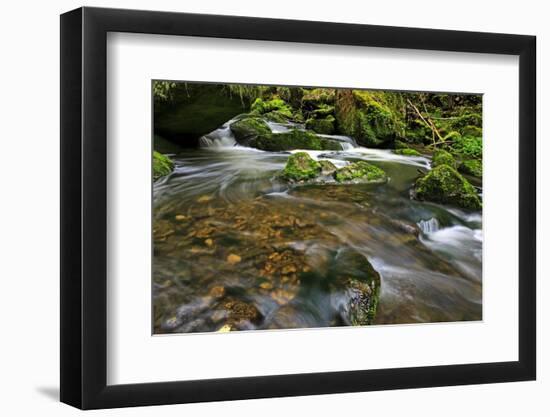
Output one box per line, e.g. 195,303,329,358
413,164,482,210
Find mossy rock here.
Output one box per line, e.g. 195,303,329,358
334,89,403,148
305,115,335,135
282,152,321,181
153,151,174,180
459,159,483,178
249,129,343,152
334,161,387,184
432,149,456,168
395,148,421,156
394,140,409,150
230,117,271,143
312,104,335,117
263,110,290,123
250,98,293,118
414,164,481,210
319,159,337,175
330,249,381,325
301,88,335,108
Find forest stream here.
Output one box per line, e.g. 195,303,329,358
153,117,482,334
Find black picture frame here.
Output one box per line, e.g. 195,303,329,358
60,6,536,410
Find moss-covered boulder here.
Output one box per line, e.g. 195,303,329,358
334,90,403,148
395,148,421,156
263,111,290,123
250,98,293,118
414,164,481,210
249,129,343,152
282,152,321,182
153,151,174,180
432,149,456,168
230,117,271,144
305,115,336,135
459,159,482,178
301,88,335,108
319,160,337,175
394,140,409,150
334,161,387,184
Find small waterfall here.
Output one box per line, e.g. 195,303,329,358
417,218,439,234
199,126,237,148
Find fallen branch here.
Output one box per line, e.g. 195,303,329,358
406,99,444,145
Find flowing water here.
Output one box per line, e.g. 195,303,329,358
153,118,482,334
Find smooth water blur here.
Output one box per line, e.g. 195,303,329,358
153,122,482,333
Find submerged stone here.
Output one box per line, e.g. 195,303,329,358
414,164,481,210
282,152,321,182
334,161,387,184
249,129,343,152
330,249,381,325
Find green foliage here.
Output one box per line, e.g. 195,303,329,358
414,165,481,210
459,159,483,178
432,149,456,168
394,148,421,156
153,151,174,180
153,81,177,101
282,152,321,181
249,129,342,152
452,135,482,159
334,161,387,183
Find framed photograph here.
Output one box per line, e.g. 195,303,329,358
60,6,536,409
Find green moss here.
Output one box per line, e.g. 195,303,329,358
414,164,481,210
461,125,482,137
331,249,381,325
301,88,335,107
305,115,335,135
334,161,387,184
153,151,174,180
312,104,335,117
250,98,293,118
230,117,271,143
395,148,421,156
318,159,337,175
334,90,404,148
249,129,343,152
432,149,456,168
263,111,290,123
282,152,321,181
394,140,409,150
459,159,483,178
